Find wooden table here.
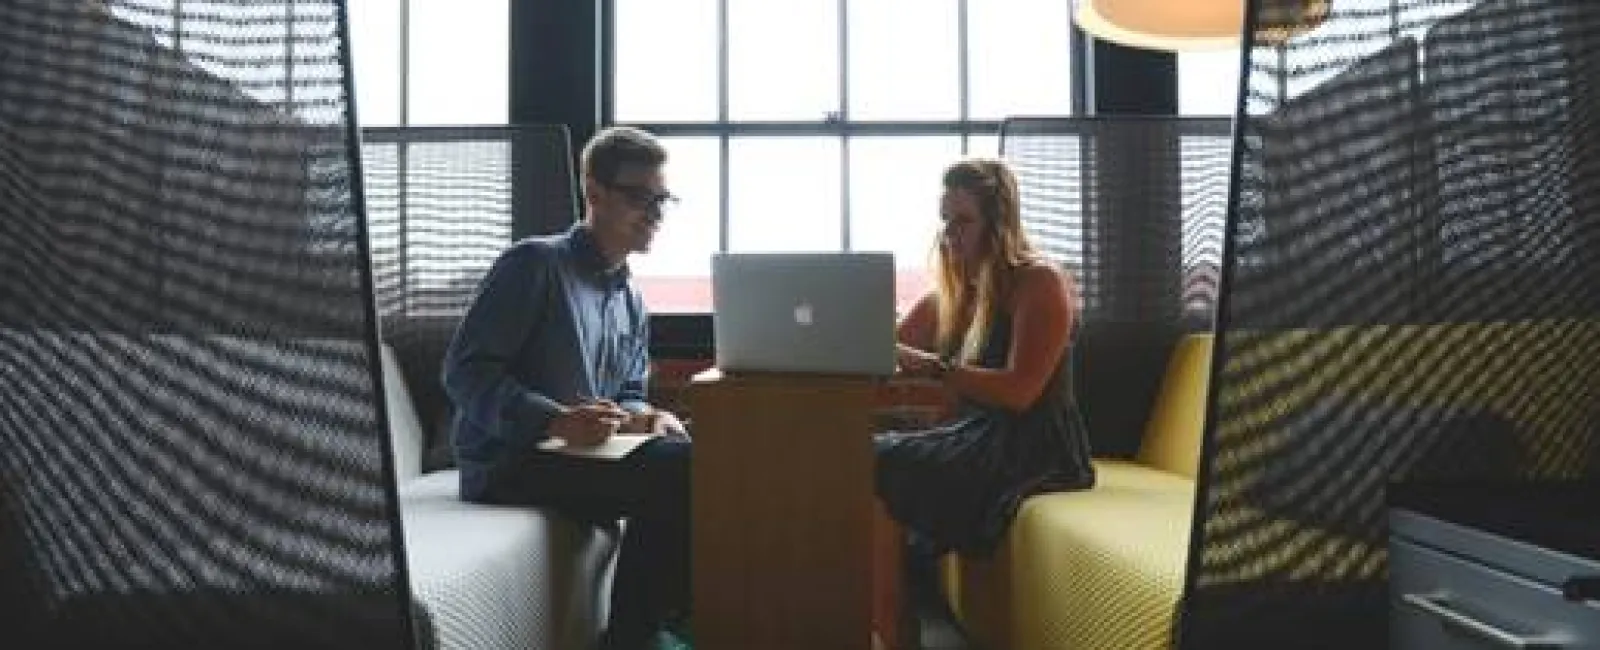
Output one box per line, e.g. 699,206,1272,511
689,369,913,650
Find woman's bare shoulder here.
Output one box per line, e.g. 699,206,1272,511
1013,261,1072,292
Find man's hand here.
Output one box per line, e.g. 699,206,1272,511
651,410,690,440
617,404,656,434
548,401,627,447
896,343,944,379
617,405,691,440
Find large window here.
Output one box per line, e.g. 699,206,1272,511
612,0,1077,313
347,0,509,127
1178,49,1242,116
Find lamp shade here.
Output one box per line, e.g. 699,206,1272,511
1075,0,1330,52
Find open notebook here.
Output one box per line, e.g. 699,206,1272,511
536,433,659,460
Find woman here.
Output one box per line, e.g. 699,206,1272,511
876,157,1095,557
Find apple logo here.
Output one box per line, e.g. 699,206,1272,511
793,303,814,326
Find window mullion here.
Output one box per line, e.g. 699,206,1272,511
838,0,850,251
717,0,730,253
958,0,970,153
400,0,410,126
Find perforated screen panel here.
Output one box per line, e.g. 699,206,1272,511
1002,117,1233,458
0,1,415,647
361,125,577,472
1182,1,1600,648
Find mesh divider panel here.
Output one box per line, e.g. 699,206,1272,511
0,1,415,647
1182,1,1600,648
361,126,577,471
1001,117,1232,458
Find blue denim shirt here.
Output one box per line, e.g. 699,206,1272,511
442,225,651,500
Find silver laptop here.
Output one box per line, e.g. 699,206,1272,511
711,252,896,376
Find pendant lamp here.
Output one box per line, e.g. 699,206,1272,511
1074,0,1330,51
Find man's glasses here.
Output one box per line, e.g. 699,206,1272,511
606,182,679,215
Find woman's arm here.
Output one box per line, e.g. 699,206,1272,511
942,265,1076,412
896,290,939,350
895,291,945,376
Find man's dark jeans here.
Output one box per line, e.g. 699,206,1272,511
482,438,691,650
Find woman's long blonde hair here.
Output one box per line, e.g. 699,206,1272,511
934,158,1039,362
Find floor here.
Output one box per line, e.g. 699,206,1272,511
917,606,972,650
908,561,973,650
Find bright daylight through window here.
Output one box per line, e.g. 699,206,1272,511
346,0,509,127
614,0,1076,313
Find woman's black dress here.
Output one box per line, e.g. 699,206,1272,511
874,310,1096,556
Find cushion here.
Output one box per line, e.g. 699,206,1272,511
944,460,1195,650
381,342,428,483
1136,334,1214,479
398,471,618,650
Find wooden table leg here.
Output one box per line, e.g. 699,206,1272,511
691,372,875,650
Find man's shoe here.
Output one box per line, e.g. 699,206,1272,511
656,629,692,650
663,610,692,645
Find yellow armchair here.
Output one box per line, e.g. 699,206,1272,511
943,334,1213,650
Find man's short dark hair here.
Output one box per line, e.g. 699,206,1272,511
581,126,667,186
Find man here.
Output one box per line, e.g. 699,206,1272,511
441,126,690,650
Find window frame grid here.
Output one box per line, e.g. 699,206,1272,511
605,0,1078,256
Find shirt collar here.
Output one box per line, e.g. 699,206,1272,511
566,224,631,288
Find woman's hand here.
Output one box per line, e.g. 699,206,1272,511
896,343,944,379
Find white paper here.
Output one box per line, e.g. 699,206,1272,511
536,433,659,460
